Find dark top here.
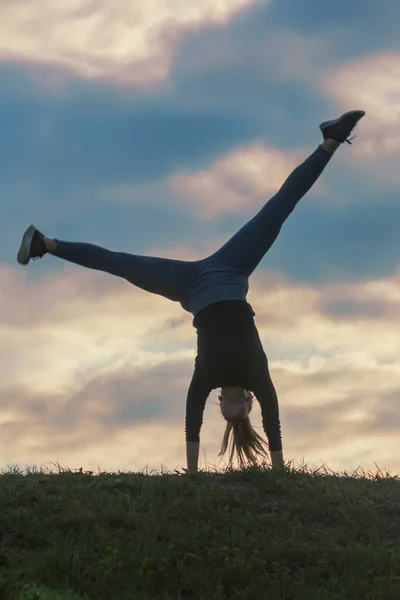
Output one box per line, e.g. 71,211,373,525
185,299,282,452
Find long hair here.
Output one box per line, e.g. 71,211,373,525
218,393,269,468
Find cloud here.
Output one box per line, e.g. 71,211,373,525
0,366,192,474
249,185,400,286
171,143,306,218
3,0,400,476
275,360,400,473
0,79,260,200
2,260,400,473
103,141,323,225
318,297,386,320
0,5,378,217
250,271,400,361
0,2,366,207
323,53,400,183
0,263,195,396
0,0,264,86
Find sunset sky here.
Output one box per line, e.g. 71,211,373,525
1,0,400,475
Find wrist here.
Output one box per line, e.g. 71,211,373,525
186,441,200,473
270,450,284,468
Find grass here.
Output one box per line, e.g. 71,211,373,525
1,462,400,600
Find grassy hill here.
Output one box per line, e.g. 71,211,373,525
1,462,400,600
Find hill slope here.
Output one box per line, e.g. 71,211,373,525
1,464,400,599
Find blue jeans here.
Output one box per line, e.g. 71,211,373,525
54,146,331,315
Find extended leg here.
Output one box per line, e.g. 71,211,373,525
17,226,195,303
204,110,365,276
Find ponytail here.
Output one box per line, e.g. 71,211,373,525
218,397,269,467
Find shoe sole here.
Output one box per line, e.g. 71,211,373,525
319,110,366,132
17,224,37,265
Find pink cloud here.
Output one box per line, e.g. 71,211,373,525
170,143,325,219
322,53,400,184
0,0,265,87
3,260,400,474
99,142,325,223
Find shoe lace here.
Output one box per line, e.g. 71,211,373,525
345,135,357,145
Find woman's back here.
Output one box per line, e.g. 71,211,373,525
193,299,266,388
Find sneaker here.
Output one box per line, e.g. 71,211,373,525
17,225,47,265
319,110,366,144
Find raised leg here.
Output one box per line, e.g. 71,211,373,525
203,110,365,276
203,145,332,276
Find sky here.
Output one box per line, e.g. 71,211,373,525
1,0,400,475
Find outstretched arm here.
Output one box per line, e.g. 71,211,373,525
252,361,284,468
185,357,213,473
